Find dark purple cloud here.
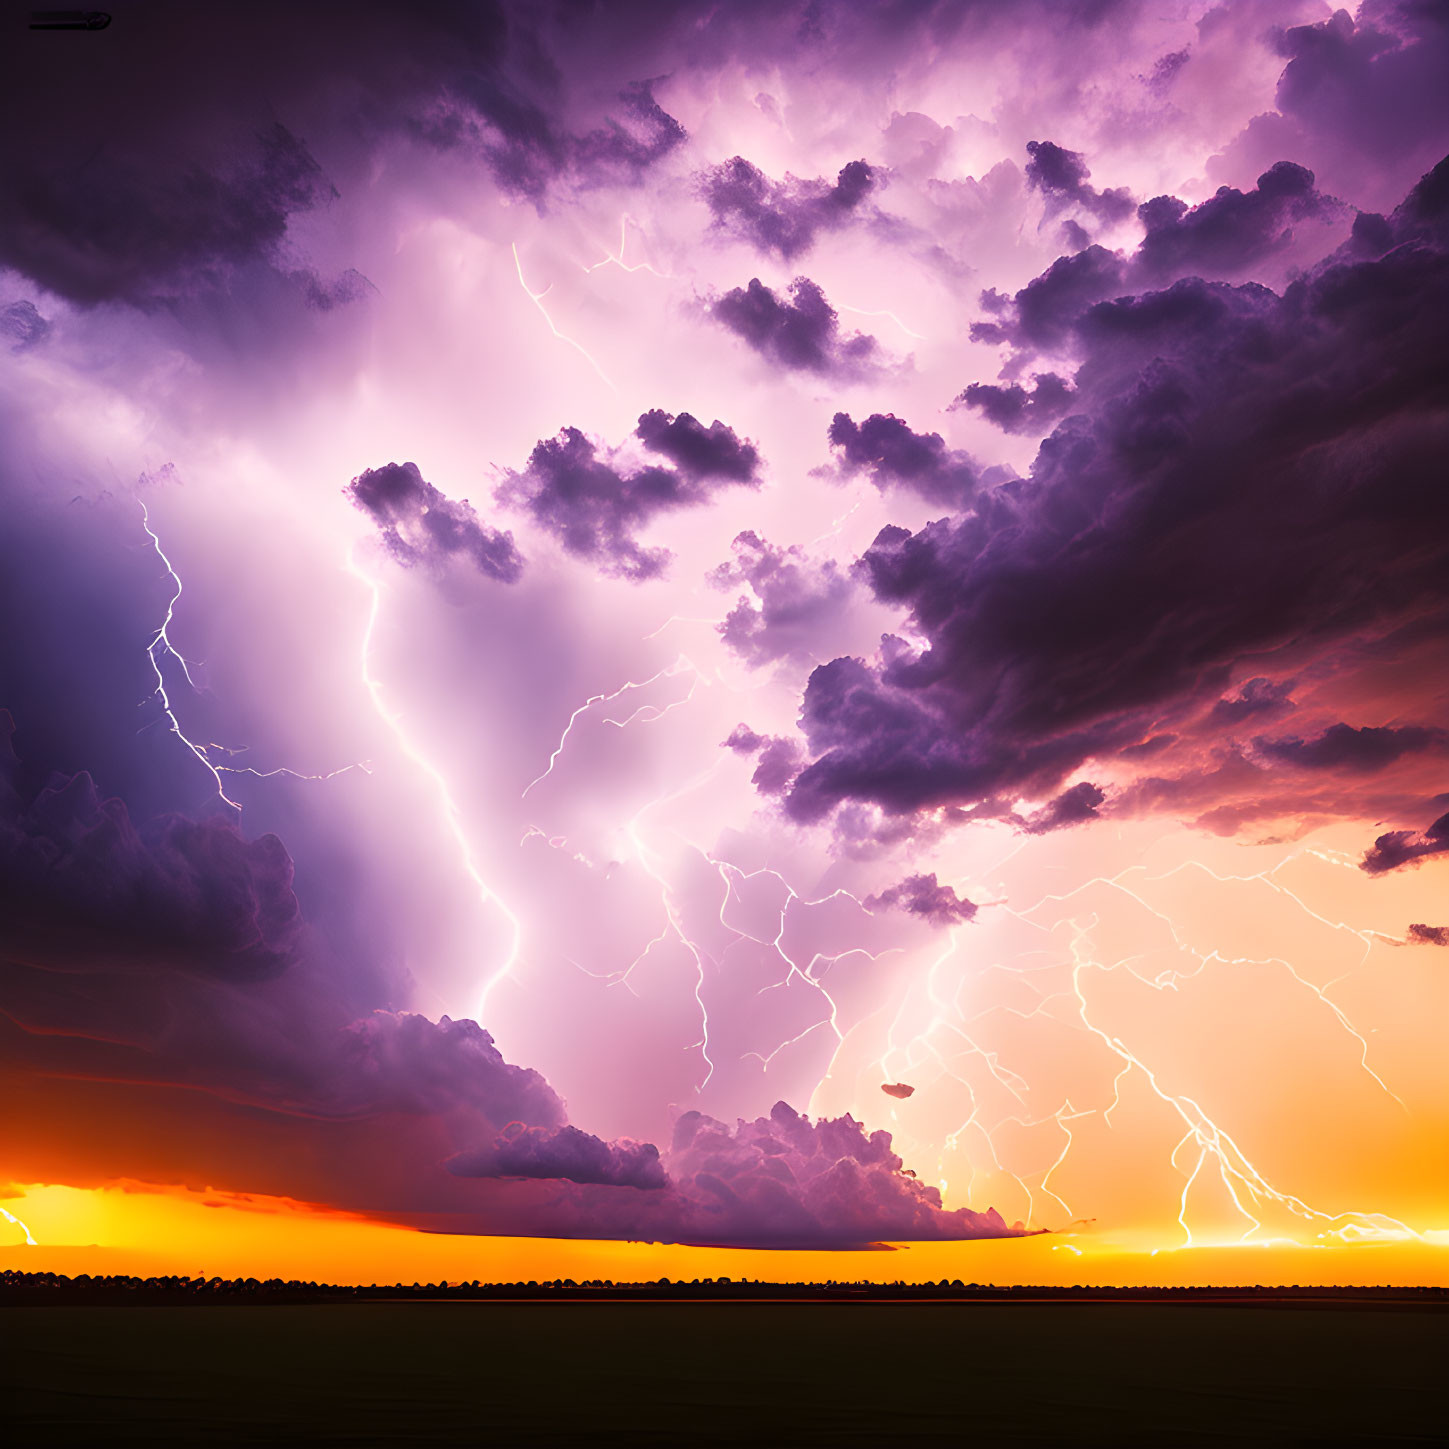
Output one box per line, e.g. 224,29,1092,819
497,412,760,581
701,156,874,258
709,531,855,669
346,462,524,583
0,2,691,310
776,162,1449,831
0,747,298,981
1209,677,1297,727
970,245,1126,351
972,162,1344,358
634,408,760,482
711,277,882,378
449,1122,666,1189
955,373,1076,435
0,120,335,309
1254,723,1446,773
1025,140,1134,224
1406,923,1448,946
1022,781,1107,833
1135,162,1340,283
828,412,982,507
1272,3,1449,171
570,82,687,184
1361,806,1449,875
865,872,977,927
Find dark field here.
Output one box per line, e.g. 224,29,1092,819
5,1302,1447,1446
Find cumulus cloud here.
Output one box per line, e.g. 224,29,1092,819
709,531,856,669
828,412,983,507
972,160,1345,357
701,156,875,258
865,872,977,927
346,461,524,583
1406,923,1449,947
711,277,883,378
660,1101,1016,1247
955,373,1076,435
970,244,1126,352
722,724,804,796
1134,162,1341,283
497,412,760,580
1024,139,1134,225
448,1122,666,1189
774,161,1449,833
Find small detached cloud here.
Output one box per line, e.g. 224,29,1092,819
828,412,983,508
711,277,883,379
346,461,524,583
1361,806,1449,875
866,872,977,927
701,155,875,259
497,411,761,581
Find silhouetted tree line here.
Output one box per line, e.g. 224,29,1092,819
2,1270,1444,1307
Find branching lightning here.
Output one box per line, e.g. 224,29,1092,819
140,501,371,808
581,215,671,278
512,242,618,391
139,500,243,811
522,656,706,797
347,551,523,1015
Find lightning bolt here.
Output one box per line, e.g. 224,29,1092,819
522,656,707,797
347,551,523,1016
834,301,926,340
512,242,618,392
139,500,243,811
140,501,371,807
1,1206,36,1245
857,839,1418,1240
1058,903,1418,1247
582,215,671,278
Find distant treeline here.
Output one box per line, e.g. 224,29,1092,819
3,1270,1445,1307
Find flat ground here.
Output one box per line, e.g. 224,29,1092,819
5,1302,1446,1446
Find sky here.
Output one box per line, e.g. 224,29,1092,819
2,0,1448,1282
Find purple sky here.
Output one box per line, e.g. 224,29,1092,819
2,0,1448,1251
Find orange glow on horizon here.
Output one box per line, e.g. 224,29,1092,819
5,1180,1448,1290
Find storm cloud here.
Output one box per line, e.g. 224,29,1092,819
712,277,883,378
497,412,760,580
